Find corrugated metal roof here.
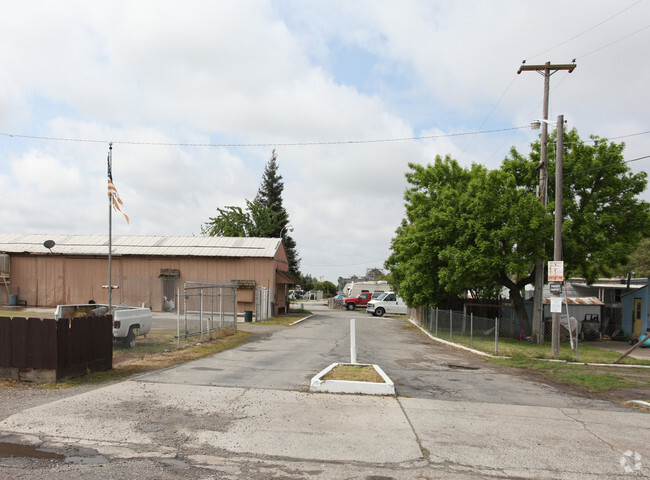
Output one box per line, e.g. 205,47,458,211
0,233,282,258
570,281,646,289
543,297,604,306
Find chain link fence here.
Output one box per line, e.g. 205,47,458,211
422,305,595,360
176,282,238,345
420,307,536,355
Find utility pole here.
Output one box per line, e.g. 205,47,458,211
517,61,575,344
552,114,564,356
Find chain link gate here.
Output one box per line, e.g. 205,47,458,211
176,281,238,345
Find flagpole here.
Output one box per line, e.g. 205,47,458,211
108,142,113,311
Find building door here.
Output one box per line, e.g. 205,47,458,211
159,269,180,312
633,298,643,336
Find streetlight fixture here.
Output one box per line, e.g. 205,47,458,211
281,224,294,237
531,118,566,130
531,114,565,356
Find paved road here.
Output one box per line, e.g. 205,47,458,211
1,304,648,479
148,304,621,409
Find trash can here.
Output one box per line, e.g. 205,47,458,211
244,310,253,323
8,294,17,306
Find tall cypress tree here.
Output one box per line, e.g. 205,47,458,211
255,150,301,275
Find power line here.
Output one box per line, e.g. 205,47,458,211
526,0,644,62
585,130,650,143
2,126,649,150
0,126,529,148
302,259,386,268
578,23,650,59
459,74,519,160
562,155,649,177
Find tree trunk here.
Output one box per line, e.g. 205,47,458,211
508,285,530,334
495,270,534,334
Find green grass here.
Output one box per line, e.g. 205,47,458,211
253,310,312,326
428,327,650,365
419,324,650,396
322,364,384,383
551,370,633,392
488,356,644,393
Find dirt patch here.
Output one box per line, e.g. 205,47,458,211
322,364,384,383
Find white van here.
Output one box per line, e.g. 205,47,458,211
366,292,407,317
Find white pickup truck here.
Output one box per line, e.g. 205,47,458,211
55,304,152,348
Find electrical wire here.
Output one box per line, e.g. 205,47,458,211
526,0,644,62
302,259,387,268
562,155,649,177
578,23,650,59
607,130,650,141
459,74,519,161
3,126,649,152
0,126,530,148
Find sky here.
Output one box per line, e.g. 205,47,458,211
1,1,649,284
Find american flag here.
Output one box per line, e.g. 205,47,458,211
107,150,130,224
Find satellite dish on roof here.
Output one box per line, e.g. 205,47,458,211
44,239,55,253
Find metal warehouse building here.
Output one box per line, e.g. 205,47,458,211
0,234,294,315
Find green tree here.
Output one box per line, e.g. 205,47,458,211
255,149,300,275
616,237,650,277
202,150,301,274
386,130,650,327
201,200,282,237
385,156,549,326
299,273,315,293
314,280,338,297
504,129,650,281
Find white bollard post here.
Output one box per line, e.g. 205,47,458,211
350,318,357,364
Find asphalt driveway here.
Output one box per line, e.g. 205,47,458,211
1,303,648,479
145,303,626,409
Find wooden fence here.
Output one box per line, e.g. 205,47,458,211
0,315,112,383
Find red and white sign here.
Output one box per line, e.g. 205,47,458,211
548,261,564,282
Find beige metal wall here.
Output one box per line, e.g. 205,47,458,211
5,253,284,312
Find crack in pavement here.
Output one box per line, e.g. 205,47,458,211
557,408,619,455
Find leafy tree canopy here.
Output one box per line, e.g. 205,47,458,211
503,128,650,281
202,150,301,274
201,199,282,237
314,280,338,297
616,237,650,277
386,130,650,327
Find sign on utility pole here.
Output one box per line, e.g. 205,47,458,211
548,261,564,282
550,296,563,313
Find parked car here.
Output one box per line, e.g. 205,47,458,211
332,293,345,306
366,292,407,317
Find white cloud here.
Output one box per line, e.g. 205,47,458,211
0,0,648,283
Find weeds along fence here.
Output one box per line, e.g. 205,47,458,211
420,308,533,355
176,282,238,345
